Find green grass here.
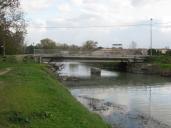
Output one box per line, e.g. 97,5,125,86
0,62,110,128
145,56,171,70
145,56,171,64
159,64,171,70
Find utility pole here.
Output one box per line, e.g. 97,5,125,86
150,18,153,56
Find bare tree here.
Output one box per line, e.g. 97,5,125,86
82,40,98,50
37,38,57,49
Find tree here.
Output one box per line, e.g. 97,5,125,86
60,43,69,50
36,38,57,49
69,44,80,50
166,50,171,56
147,49,161,56
82,40,98,50
0,0,26,55
25,45,34,54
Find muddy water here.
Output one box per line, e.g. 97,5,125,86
57,62,171,128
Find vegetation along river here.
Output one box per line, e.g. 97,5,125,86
55,61,171,128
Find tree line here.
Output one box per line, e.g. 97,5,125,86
25,38,171,56
0,0,26,55
25,38,100,54
147,49,171,56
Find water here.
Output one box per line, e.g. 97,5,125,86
56,62,171,128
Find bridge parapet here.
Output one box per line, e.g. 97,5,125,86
35,49,147,57
35,49,94,56
34,49,148,63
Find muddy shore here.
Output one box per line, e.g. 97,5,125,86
77,96,171,128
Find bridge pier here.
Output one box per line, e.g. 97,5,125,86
34,56,42,63
91,68,101,77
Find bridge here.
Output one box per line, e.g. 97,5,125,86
33,49,147,63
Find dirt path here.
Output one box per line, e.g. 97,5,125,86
0,68,11,76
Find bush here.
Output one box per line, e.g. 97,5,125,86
0,56,18,63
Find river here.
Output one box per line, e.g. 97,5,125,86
55,61,171,128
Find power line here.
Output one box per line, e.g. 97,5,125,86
160,25,171,28
27,21,171,29
29,24,149,29
154,21,171,25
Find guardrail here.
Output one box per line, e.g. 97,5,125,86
34,49,147,58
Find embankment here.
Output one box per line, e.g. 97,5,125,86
88,56,171,77
0,56,110,128
127,63,161,74
127,56,171,76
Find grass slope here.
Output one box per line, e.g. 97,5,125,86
145,56,171,70
0,63,109,128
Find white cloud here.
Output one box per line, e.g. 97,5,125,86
28,20,47,33
71,0,83,6
21,0,53,12
25,20,47,44
58,3,71,13
23,0,171,48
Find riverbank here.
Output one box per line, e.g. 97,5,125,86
87,56,171,77
128,56,171,76
59,62,171,128
77,96,170,128
0,56,110,128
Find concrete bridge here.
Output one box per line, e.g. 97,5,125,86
34,50,147,63
37,54,146,63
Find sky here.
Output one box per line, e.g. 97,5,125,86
21,0,171,48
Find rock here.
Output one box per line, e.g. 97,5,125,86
61,76,79,81
91,68,101,76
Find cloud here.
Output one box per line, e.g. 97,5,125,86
23,0,171,48
21,0,54,12
57,3,71,13
130,0,163,7
71,0,83,6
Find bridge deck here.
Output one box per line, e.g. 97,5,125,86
35,54,147,63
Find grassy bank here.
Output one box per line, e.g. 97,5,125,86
145,56,171,70
0,57,110,128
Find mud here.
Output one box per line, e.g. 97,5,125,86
77,96,171,128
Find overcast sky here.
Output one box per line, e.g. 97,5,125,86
21,0,171,48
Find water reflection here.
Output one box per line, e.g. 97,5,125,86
58,62,118,78
57,61,171,128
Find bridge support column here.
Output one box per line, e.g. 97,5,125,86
91,68,101,77
33,56,42,63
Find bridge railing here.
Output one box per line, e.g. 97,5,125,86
34,49,96,56
34,49,147,58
